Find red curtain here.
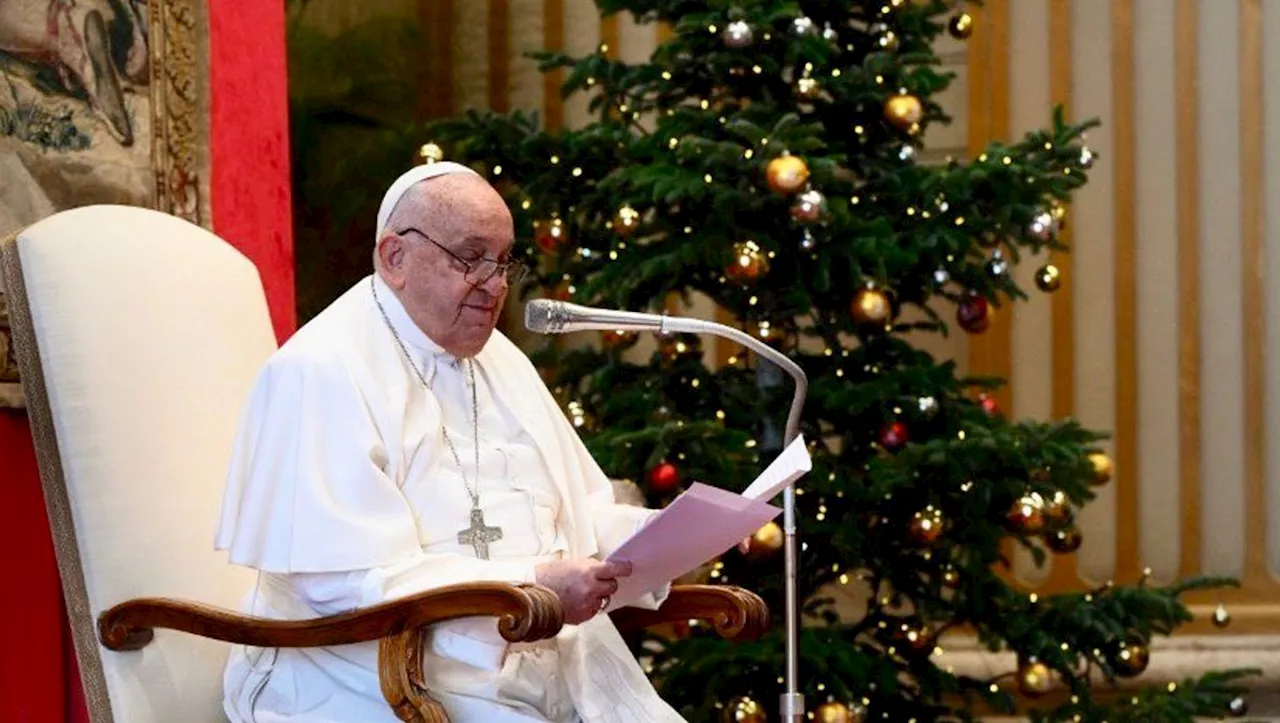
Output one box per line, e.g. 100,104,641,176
0,0,294,719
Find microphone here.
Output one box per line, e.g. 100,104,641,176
525,299,696,336
524,297,809,722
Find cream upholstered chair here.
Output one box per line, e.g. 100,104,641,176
2,205,767,722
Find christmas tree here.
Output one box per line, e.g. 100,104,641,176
421,1,1257,720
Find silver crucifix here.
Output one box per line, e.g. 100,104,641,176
458,506,503,559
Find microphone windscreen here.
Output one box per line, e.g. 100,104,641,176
524,299,561,334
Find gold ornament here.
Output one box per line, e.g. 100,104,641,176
722,696,765,723
1006,493,1045,535
850,288,893,327
534,218,568,254
1088,451,1113,486
613,205,641,237
908,506,947,547
884,93,924,133
949,12,974,39
726,241,770,282
1041,490,1072,530
815,700,862,723
890,619,937,654
940,566,962,590
794,74,822,101
1035,263,1062,292
748,521,784,558
415,142,444,165
1017,658,1054,697
1045,526,1083,554
564,400,593,431
1212,603,1232,628
766,155,810,195
1113,639,1150,678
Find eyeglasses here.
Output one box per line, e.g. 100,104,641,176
396,227,530,287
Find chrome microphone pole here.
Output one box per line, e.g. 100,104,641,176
524,301,807,722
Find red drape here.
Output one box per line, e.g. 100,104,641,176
0,0,294,719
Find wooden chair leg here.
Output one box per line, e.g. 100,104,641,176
379,628,450,723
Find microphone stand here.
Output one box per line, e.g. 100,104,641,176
536,306,808,722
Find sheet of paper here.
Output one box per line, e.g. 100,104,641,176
740,434,812,501
605,483,780,610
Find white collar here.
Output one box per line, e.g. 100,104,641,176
368,273,459,376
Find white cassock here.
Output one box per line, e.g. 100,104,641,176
213,272,686,723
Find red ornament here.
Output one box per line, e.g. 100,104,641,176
648,462,681,491
978,393,1001,417
879,421,909,451
534,218,567,253
957,294,990,333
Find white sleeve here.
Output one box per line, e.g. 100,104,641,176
284,552,540,616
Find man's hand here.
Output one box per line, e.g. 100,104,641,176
534,558,633,625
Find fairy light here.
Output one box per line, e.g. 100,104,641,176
572,167,583,176
550,155,561,164
520,200,531,210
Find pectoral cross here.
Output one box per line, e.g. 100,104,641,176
458,506,503,560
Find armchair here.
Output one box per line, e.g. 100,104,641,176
1,205,767,722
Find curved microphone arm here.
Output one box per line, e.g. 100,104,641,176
525,299,809,721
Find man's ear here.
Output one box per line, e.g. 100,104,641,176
376,234,408,288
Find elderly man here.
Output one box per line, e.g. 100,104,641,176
214,162,685,722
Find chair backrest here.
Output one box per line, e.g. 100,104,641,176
1,205,279,723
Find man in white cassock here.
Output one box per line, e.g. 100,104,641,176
213,162,690,722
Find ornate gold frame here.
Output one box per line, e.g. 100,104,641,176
0,0,210,410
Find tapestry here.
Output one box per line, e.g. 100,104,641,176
0,0,210,408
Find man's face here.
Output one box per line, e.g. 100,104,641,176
382,178,516,358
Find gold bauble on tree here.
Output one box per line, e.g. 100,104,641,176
613,204,641,237
722,696,765,723
884,93,924,133
948,12,974,39
726,241,770,282
1045,526,1083,554
1017,658,1054,697
1112,638,1150,678
908,506,947,547
850,288,893,327
1088,451,1114,486
815,700,864,723
765,155,810,195
1041,490,1072,530
415,141,444,165
1035,263,1062,292
747,520,784,559
1006,493,1045,535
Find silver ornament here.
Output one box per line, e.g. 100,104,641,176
1229,697,1248,717
790,188,827,224
933,268,950,286
800,228,818,251
1028,210,1056,242
985,250,1008,278
822,23,839,42
723,20,754,48
917,396,939,419
1079,145,1095,169
792,16,816,36
899,144,916,161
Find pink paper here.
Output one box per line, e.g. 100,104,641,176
605,483,781,610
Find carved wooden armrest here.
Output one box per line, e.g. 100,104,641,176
98,581,564,723
609,584,769,641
